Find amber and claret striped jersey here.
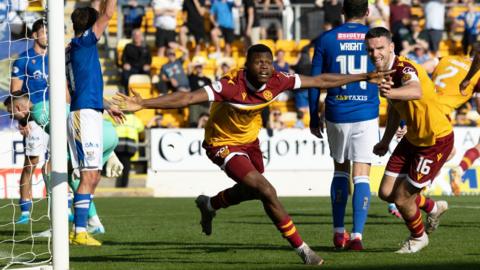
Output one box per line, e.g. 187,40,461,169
202,69,301,146
432,55,480,114
389,56,452,147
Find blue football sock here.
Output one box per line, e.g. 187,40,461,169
352,176,371,236
330,171,349,231
19,199,32,215
73,193,91,233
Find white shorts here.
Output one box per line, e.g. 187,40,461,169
326,118,379,164
67,109,103,171
25,121,49,157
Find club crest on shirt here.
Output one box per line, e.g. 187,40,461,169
263,90,273,101
216,146,230,159
241,92,247,101
402,66,415,74
402,73,412,82
31,59,36,65
417,173,424,180
211,81,222,93
437,153,443,161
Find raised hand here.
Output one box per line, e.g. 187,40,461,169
379,76,395,98
111,88,144,112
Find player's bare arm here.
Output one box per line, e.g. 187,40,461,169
374,103,401,156
460,43,480,94
10,77,23,93
379,79,422,100
92,0,116,39
112,88,210,112
298,69,394,89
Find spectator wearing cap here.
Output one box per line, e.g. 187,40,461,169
216,57,235,79
188,56,212,126
121,28,152,93
159,46,190,93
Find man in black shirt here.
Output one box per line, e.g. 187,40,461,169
121,28,152,92
243,0,261,47
180,0,208,56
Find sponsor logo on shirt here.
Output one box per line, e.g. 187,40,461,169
335,95,368,101
336,33,365,41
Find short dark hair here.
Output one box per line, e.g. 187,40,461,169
3,91,29,107
71,7,98,36
31,18,46,34
343,0,368,20
246,44,273,63
366,27,393,42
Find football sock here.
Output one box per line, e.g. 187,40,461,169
404,207,425,238
330,171,349,232
459,147,480,172
352,176,370,236
415,194,435,214
276,215,304,248
69,177,98,218
210,189,238,210
73,193,91,233
19,199,32,216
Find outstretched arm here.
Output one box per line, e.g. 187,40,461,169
112,88,210,112
299,70,393,89
93,0,117,39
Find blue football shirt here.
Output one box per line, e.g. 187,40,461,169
68,27,103,111
309,23,378,124
11,48,49,104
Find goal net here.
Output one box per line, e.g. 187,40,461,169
0,1,68,269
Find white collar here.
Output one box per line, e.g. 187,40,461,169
387,53,396,70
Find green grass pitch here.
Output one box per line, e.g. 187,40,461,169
1,196,479,269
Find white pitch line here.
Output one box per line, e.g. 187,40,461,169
449,205,480,209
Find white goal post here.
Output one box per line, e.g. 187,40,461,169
47,0,69,269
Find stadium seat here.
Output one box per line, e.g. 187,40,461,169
129,75,155,125
258,39,275,54
27,0,44,12
275,40,296,53
129,74,152,97
108,10,118,35
297,39,311,51
116,38,132,66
